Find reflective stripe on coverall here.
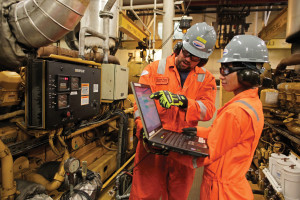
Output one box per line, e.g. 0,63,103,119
130,54,217,200
170,88,264,200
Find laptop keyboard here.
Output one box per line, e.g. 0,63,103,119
161,133,188,149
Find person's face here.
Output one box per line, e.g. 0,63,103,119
219,63,244,95
176,48,201,72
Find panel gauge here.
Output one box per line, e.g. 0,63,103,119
57,76,70,91
57,94,69,109
71,77,81,90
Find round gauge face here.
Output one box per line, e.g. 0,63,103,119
71,77,80,90
58,94,68,109
65,157,80,173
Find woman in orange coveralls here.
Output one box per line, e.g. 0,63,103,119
170,35,269,200
130,23,217,200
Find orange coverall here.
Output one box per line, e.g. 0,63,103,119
130,54,217,200
170,88,264,200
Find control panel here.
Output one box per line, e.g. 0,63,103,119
26,59,101,129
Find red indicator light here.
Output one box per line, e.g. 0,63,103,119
64,77,68,80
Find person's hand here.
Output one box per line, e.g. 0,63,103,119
182,127,197,137
150,90,188,109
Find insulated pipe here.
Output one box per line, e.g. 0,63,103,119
84,52,120,64
79,27,106,59
0,139,16,199
162,0,174,58
9,0,90,48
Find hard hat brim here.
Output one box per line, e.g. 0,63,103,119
183,40,212,59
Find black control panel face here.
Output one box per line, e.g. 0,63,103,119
27,59,101,129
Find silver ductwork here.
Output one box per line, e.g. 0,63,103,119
0,0,89,69
8,0,89,48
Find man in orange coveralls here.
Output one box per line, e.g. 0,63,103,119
169,35,269,200
129,22,217,200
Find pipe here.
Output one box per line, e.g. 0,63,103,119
49,130,63,156
0,110,24,121
122,3,163,10
79,27,106,59
283,118,300,135
99,0,117,63
153,0,157,49
57,128,67,148
122,1,183,10
102,16,110,63
84,52,120,64
103,0,117,12
0,139,16,199
162,0,174,58
26,149,70,192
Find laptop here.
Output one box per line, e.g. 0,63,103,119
131,82,209,157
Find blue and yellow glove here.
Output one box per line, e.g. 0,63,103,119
150,90,188,109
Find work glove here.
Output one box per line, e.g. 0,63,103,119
150,90,188,109
182,127,197,137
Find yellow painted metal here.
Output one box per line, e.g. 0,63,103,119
89,151,118,182
101,154,135,191
97,183,116,200
266,39,291,49
0,139,16,199
127,61,148,94
48,54,101,67
101,100,114,103
25,149,69,192
119,12,149,42
66,107,134,139
258,8,287,41
0,71,22,107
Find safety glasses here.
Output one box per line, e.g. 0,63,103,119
181,48,201,62
219,63,245,76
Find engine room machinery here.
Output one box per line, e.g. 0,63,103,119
250,1,300,200
0,0,137,199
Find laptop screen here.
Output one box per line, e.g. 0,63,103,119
133,83,162,137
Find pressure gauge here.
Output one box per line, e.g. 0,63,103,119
64,157,80,174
